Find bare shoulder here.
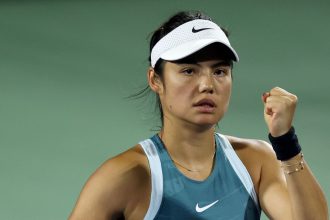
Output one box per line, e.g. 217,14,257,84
225,135,276,161
91,144,150,195
69,144,150,220
224,136,294,219
223,135,279,194
97,144,149,179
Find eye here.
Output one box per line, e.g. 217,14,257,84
214,68,229,77
181,68,195,75
214,69,225,76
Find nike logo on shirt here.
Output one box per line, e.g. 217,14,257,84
195,200,219,213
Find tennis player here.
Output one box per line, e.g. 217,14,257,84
69,11,328,219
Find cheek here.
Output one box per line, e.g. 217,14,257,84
164,82,193,111
167,84,192,106
164,72,192,99
217,77,232,94
225,77,233,93
225,83,232,105
215,79,232,110
227,83,232,98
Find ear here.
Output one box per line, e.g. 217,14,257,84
147,67,163,94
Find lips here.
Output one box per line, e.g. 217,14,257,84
193,99,216,113
193,99,216,108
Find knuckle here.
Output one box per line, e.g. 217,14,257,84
290,95,298,105
272,87,279,92
293,95,298,102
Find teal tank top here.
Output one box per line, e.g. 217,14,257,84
139,133,261,219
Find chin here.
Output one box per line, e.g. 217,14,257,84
195,113,223,124
193,118,220,128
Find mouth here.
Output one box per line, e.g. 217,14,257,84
193,99,216,112
194,99,216,107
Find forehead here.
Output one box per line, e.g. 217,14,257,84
173,43,235,64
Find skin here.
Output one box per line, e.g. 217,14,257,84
69,45,328,220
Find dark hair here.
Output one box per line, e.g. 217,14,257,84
131,10,231,128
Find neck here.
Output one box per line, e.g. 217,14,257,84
159,120,217,167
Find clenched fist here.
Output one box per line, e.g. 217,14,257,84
262,87,298,137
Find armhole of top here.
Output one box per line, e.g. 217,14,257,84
139,139,163,220
215,133,260,211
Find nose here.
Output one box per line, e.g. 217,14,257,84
198,73,214,94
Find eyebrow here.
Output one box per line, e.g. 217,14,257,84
210,61,232,68
174,60,232,68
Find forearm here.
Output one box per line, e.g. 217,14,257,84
262,89,328,219
283,154,328,220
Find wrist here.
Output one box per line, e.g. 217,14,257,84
268,126,302,161
281,152,304,175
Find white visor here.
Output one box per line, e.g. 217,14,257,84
150,19,239,68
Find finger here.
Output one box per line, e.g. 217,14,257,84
262,92,270,103
269,87,298,101
266,95,292,104
265,95,297,108
264,96,296,120
265,106,273,116
270,87,290,96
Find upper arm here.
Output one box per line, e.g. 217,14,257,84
68,159,128,219
257,141,293,220
68,147,150,220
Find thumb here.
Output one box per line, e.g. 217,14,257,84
262,92,270,103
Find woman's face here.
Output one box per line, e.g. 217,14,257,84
158,45,233,129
